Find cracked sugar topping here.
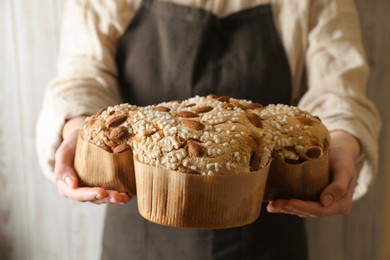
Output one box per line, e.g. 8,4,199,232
82,95,330,175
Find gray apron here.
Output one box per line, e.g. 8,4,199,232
102,0,307,259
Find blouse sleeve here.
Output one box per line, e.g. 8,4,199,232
35,0,138,181
298,0,381,200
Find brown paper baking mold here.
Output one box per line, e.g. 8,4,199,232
74,131,330,228
134,158,270,229
263,151,330,201
74,133,136,195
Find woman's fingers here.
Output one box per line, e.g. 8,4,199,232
54,128,131,204
267,158,357,218
57,176,132,204
57,180,108,202
91,192,132,204
267,131,361,218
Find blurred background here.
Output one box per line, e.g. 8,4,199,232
0,0,389,259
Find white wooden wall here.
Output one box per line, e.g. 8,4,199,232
307,1,390,259
0,0,388,260
0,0,106,259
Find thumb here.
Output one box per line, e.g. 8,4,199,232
320,158,355,207
322,131,360,207
56,164,78,189
54,130,79,188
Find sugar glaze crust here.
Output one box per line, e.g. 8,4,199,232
81,95,330,176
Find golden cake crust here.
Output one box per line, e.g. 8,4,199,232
81,95,329,176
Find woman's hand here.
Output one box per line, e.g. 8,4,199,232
267,130,361,218
54,116,132,204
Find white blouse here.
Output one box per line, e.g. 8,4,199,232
36,0,381,200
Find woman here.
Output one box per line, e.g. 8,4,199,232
36,0,381,259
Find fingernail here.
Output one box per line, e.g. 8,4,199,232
109,197,116,203
96,194,103,200
322,194,334,207
64,176,74,187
